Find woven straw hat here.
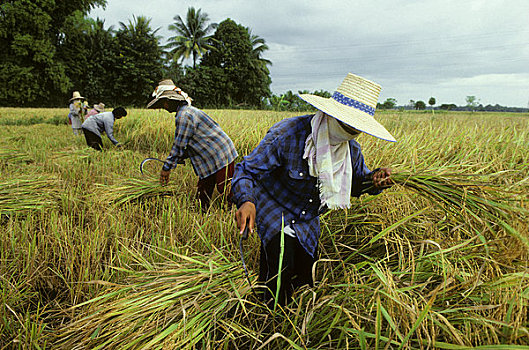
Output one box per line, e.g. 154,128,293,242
147,79,192,109
299,73,396,142
69,91,85,102
94,103,105,112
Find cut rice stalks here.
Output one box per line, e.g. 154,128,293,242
389,170,529,248
93,177,186,206
52,250,255,349
0,176,62,215
0,149,33,164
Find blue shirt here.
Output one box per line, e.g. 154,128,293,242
163,105,238,179
231,115,380,257
81,111,119,145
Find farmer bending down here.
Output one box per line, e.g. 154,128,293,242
81,107,127,151
147,80,238,210
232,73,395,305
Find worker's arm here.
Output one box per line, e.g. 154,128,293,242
232,130,283,235
103,116,120,146
160,112,194,185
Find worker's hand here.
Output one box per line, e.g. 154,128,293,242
160,169,171,185
372,167,393,189
235,201,256,236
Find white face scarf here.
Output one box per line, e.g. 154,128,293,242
303,111,359,209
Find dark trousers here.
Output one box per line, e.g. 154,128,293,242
259,233,316,306
196,162,235,210
82,128,103,151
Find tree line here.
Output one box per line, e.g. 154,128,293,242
375,96,528,113
3,1,525,112
0,1,277,109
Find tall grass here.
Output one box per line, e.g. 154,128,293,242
0,107,528,349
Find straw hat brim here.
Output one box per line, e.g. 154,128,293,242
146,95,184,109
299,94,396,142
69,96,85,102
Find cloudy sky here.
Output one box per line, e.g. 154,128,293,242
90,0,529,107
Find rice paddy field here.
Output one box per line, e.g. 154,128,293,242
1,107,528,349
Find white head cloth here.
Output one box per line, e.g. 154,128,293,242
152,84,192,106
303,111,359,209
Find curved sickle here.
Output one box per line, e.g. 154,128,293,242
139,157,166,175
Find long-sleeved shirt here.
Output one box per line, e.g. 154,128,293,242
69,102,85,129
163,105,238,179
81,111,120,145
231,114,380,257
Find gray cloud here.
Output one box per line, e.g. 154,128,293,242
90,0,529,107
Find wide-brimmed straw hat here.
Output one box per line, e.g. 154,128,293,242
69,91,85,102
147,79,192,109
299,73,396,142
94,103,105,112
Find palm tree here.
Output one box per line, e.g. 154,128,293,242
247,28,272,71
167,7,217,68
119,16,159,40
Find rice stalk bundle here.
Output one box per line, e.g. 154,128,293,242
53,251,254,349
94,177,186,206
0,176,61,215
389,169,529,248
0,149,33,164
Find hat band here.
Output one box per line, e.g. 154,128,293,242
331,91,375,116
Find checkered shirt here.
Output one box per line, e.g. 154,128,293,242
232,115,381,257
163,105,238,179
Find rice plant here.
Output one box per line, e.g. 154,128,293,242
0,176,62,215
53,248,255,349
389,168,529,247
1,107,528,349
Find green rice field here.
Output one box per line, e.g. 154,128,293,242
1,107,528,349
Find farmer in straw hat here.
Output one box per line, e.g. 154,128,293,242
147,79,238,210
68,91,88,135
233,73,395,305
85,103,105,119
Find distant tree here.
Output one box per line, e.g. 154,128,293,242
465,95,479,111
380,98,397,110
0,0,106,106
312,89,332,98
269,94,290,111
166,7,216,68
428,97,436,114
428,97,436,108
83,19,118,103
56,12,94,102
198,18,271,107
409,99,415,108
60,17,118,105
114,16,163,106
161,55,185,85
439,103,457,111
247,28,272,72
179,65,227,108
295,90,331,111
414,100,426,110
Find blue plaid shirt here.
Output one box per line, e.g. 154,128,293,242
232,115,381,257
163,105,238,179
